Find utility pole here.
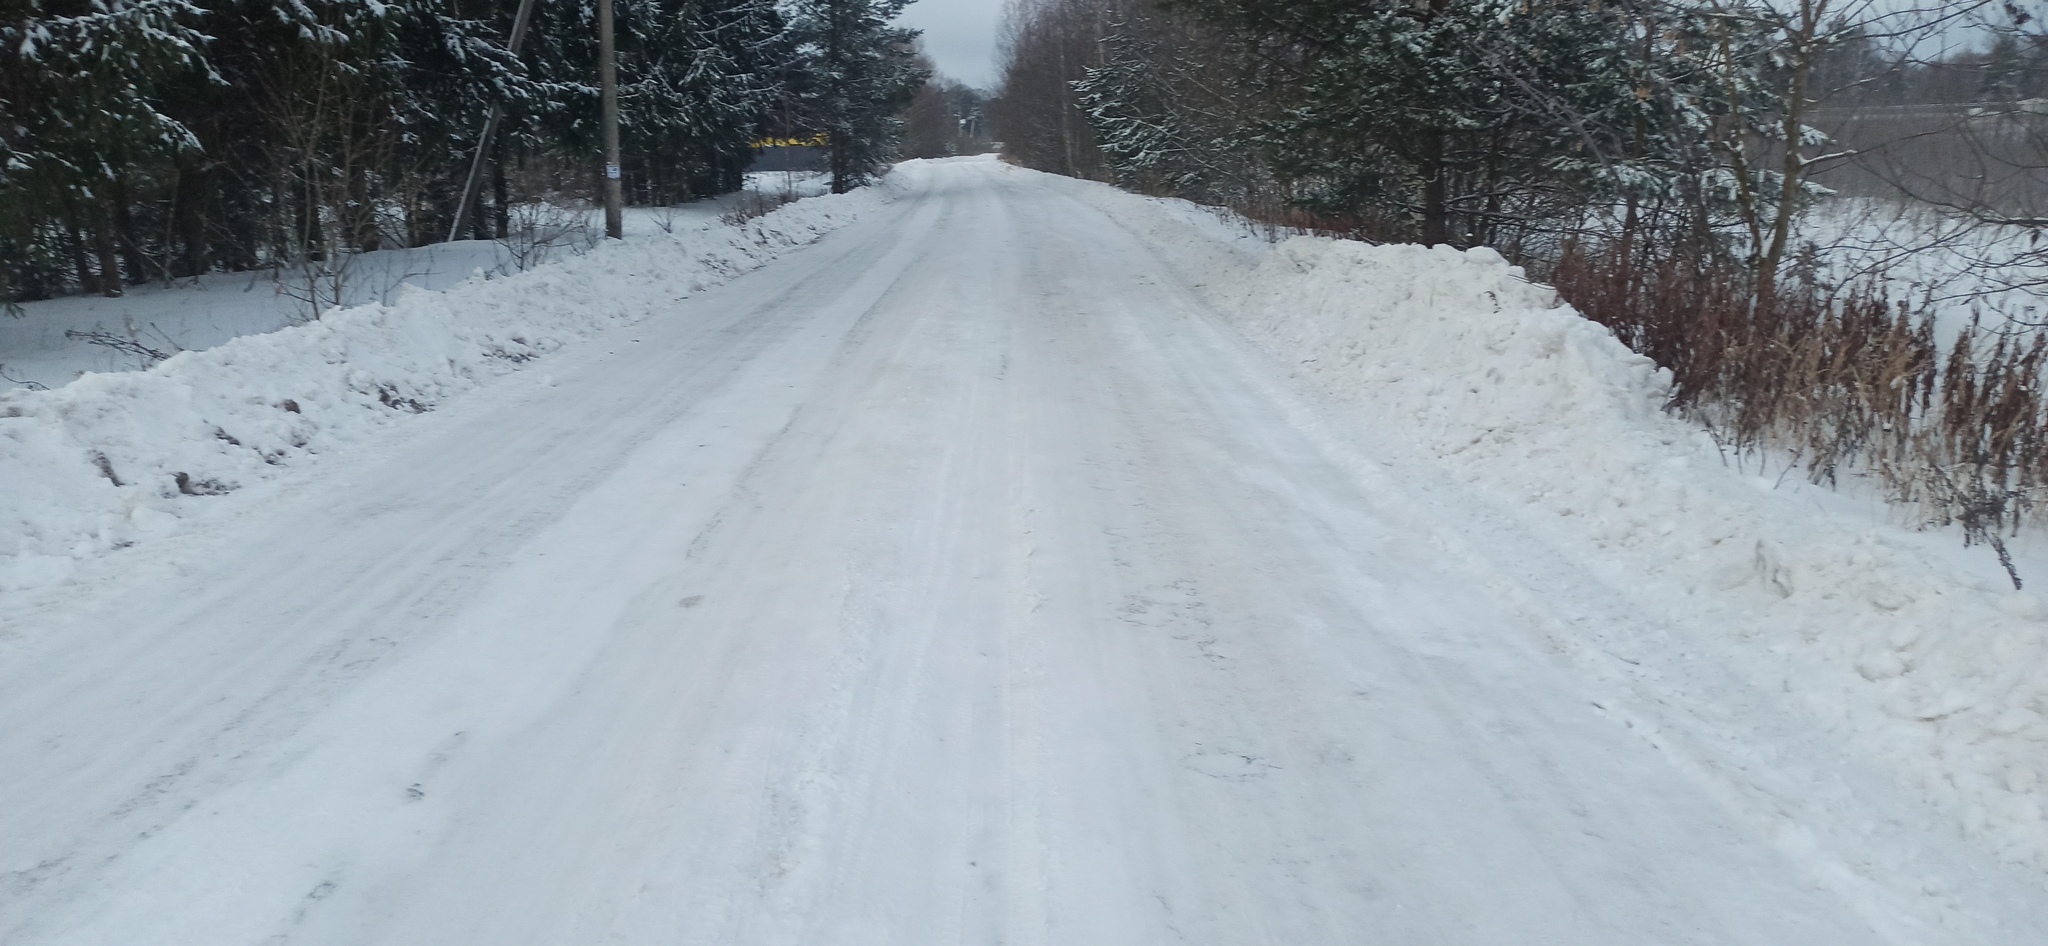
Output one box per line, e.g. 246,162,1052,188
598,0,624,240
448,0,539,244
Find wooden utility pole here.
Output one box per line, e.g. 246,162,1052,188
599,0,624,239
449,0,539,244
828,0,846,194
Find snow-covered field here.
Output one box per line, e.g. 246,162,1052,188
1804,197,2048,339
4,156,2047,943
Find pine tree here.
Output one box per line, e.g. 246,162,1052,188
514,0,788,205
1074,13,1254,202
620,0,786,200
0,0,831,306
784,0,927,192
1,0,208,297
1165,0,1695,246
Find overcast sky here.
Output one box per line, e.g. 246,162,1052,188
898,0,1006,90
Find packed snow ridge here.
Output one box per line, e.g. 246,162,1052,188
0,181,896,591
1216,233,2048,872
1018,164,2048,876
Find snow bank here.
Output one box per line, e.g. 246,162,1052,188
1232,240,1671,466
1223,235,2048,870
1,182,898,591
0,179,822,389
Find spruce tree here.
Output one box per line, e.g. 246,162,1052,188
784,0,927,192
1074,16,1249,202
621,0,786,200
1167,0,1693,246
1,0,208,297
0,0,832,306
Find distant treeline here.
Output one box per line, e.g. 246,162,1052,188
991,0,2048,268
0,0,927,302
991,0,2048,583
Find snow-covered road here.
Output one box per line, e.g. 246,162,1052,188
4,159,2045,944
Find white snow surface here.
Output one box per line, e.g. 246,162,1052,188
1211,234,2048,871
1801,197,2048,340
0,182,890,591
4,156,2048,943
0,174,825,389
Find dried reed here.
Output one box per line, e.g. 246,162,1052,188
1552,238,2044,587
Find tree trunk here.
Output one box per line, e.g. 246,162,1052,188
93,197,124,297
350,161,378,253
1056,40,1075,178
298,165,325,263
63,203,95,295
404,188,423,249
493,153,510,240
171,154,211,278
1758,2,1819,310
832,135,848,194
828,0,849,194
1618,196,1640,289
598,0,624,238
111,173,150,285
1420,131,1449,247
470,157,493,241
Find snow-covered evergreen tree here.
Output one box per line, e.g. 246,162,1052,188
784,0,926,192
506,0,789,204
1075,13,1259,205
1,0,207,297
622,0,786,199
0,0,901,304
1115,0,1714,247
1196,0,1655,244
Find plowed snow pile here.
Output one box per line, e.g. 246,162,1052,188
1221,235,2048,870
1,184,895,591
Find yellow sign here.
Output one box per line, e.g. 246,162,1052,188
752,133,830,149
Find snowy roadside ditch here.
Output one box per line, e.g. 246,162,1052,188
1229,236,2048,871
1035,165,2048,874
1,179,901,592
